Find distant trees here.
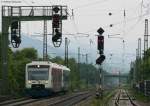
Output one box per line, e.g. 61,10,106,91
68,58,80,90
51,56,64,64
8,48,38,95
0,33,1,79
0,33,37,94
129,48,150,84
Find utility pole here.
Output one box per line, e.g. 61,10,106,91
1,15,9,95
65,37,69,67
43,19,48,61
78,47,81,88
144,19,148,56
135,49,138,83
138,38,141,59
119,71,121,87
143,19,149,81
138,38,142,81
43,6,48,61
86,54,89,88
99,66,102,89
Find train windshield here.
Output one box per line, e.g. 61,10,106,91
28,68,49,80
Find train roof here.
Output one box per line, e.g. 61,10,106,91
26,61,70,71
26,61,52,65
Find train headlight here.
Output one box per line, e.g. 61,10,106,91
28,81,31,83
37,65,40,68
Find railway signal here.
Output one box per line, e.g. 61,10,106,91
96,27,105,65
97,27,105,55
11,21,21,48
98,36,104,54
52,5,65,47
97,27,104,35
52,28,62,42
96,54,105,65
52,14,60,28
96,27,105,99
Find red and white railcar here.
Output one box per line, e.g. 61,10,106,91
25,61,70,97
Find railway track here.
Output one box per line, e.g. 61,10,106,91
0,96,13,102
0,91,93,106
0,97,39,106
115,90,121,106
114,89,137,106
48,91,93,106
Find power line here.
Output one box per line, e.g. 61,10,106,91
76,1,142,16
62,28,80,46
141,0,150,8
111,1,146,35
71,0,146,34
83,12,150,34
73,0,110,9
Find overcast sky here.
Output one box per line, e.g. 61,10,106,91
1,0,150,73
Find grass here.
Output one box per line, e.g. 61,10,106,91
129,88,150,103
90,89,116,106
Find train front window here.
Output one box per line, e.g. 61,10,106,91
28,68,49,80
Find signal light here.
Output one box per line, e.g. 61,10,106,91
52,28,62,42
11,21,21,48
53,6,60,13
96,55,105,65
52,14,60,28
98,36,104,53
11,21,18,29
52,6,63,47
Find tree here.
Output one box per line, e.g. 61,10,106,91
14,48,38,60
8,48,38,95
51,56,64,64
68,58,79,90
0,33,1,79
129,48,150,84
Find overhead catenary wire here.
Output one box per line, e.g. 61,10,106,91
76,1,143,17
73,0,110,9
121,0,150,35
62,28,81,46
71,0,147,34
112,1,146,36
106,1,145,36
83,10,150,34
141,0,150,8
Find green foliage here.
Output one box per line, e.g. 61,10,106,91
68,58,79,90
7,48,37,95
51,56,64,65
80,63,98,87
130,88,150,102
129,48,150,83
91,90,116,106
14,48,38,60
0,33,1,79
